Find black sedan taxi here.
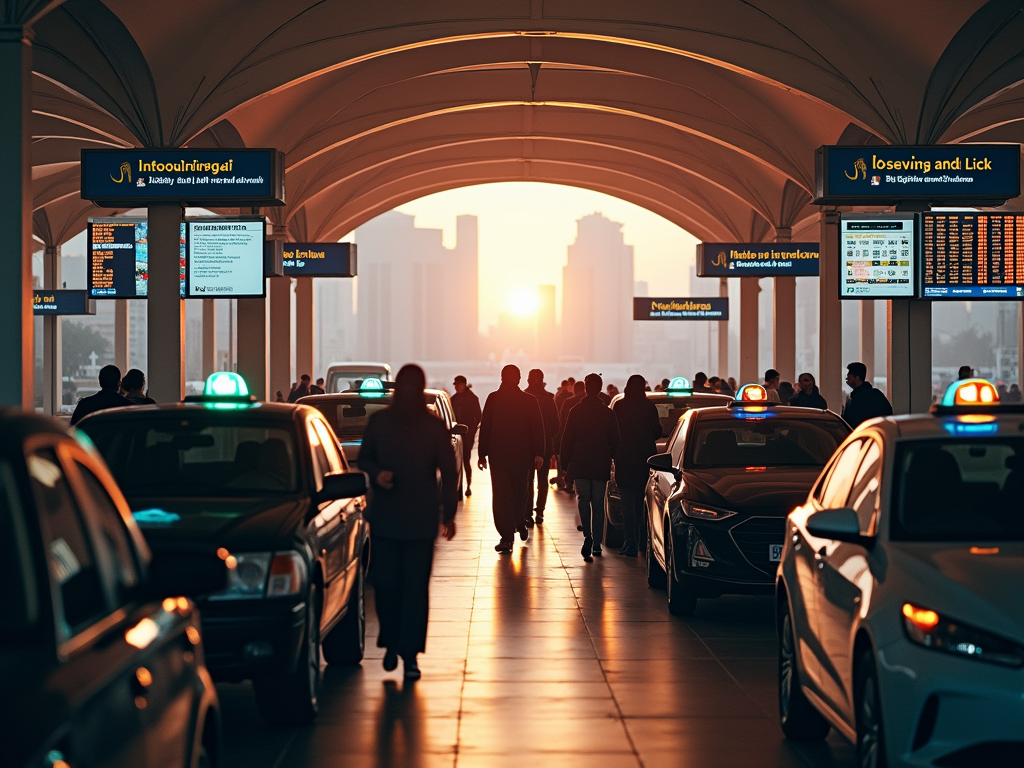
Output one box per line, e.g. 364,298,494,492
76,372,370,726
3,407,225,768
645,384,850,615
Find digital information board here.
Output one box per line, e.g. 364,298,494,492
840,214,916,299
187,219,266,298
33,290,95,315
633,297,729,320
87,218,185,299
696,242,819,277
816,145,1020,205
282,243,358,277
922,212,1024,299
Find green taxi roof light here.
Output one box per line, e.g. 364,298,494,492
360,377,384,391
205,371,249,398
667,376,691,391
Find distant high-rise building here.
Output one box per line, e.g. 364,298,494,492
537,284,556,361
561,213,634,362
315,277,356,374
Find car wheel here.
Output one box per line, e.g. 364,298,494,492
254,588,321,726
322,561,365,665
665,523,697,616
646,519,666,589
778,603,830,741
855,650,888,768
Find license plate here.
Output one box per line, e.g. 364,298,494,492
768,544,784,562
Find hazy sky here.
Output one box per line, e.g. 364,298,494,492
379,182,701,332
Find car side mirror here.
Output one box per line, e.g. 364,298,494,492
647,453,680,480
145,549,229,599
318,470,368,502
807,508,872,546
451,423,469,436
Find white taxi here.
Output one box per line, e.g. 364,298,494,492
776,379,1024,767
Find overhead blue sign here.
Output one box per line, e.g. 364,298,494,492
33,290,96,315
634,297,729,320
816,145,1020,205
81,149,285,206
696,243,819,277
282,243,357,277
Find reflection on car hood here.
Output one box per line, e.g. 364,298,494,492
888,543,1024,641
683,466,822,515
127,496,307,552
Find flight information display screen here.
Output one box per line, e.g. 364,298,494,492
87,218,185,298
186,218,266,297
840,214,916,299
922,212,1024,299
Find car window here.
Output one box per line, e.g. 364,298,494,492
848,440,882,534
819,439,865,509
75,463,140,607
308,422,332,487
29,449,107,640
313,420,346,472
0,460,38,638
669,419,688,466
687,417,850,469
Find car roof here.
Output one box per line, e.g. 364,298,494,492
610,391,733,405
691,404,848,423
0,407,70,453
298,388,448,403
75,401,311,424
870,411,1024,440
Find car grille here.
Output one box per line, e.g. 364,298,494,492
730,517,786,575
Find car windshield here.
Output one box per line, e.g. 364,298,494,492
891,438,1024,542
80,416,299,496
686,416,849,468
653,396,729,437
327,371,389,393
309,395,441,439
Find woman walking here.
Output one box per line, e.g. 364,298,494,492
612,375,662,557
358,364,458,679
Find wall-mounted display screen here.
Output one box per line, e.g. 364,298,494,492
33,290,95,315
282,242,357,277
922,212,1024,299
186,218,266,298
87,218,185,299
696,242,818,277
633,297,728,320
840,214,916,299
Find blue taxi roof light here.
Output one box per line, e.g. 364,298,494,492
360,377,385,391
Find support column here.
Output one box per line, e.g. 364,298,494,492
114,300,129,373
0,26,33,407
269,276,293,399
859,301,875,378
202,298,217,377
773,226,795,381
146,204,184,403
237,290,268,401
887,300,932,414
739,278,760,384
43,244,62,415
818,210,843,411
718,277,729,377
295,276,314,380
1019,303,1023,390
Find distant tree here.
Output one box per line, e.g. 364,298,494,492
62,321,111,377
933,326,995,368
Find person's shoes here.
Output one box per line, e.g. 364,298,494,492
383,650,398,672
465,487,472,497
535,511,544,525
495,538,513,552
518,526,530,542
524,516,535,528
593,544,603,556
581,537,593,560
403,656,421,680
576,524,583,531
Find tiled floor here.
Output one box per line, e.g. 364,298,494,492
219,470,855,768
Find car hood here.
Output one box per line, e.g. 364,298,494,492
887,542,1024,642
126,496,307,552
682,466,822,515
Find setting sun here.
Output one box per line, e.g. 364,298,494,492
509,288,539,317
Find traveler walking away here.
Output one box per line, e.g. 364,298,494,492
451,375,482,497
121,368,156,404
777,380,794,405
70,365,133,425
612,374,661,557
709,376,722,393
524,368,560,526
764,369,782,402
478,365,546,553
957,365,973,380
693,372,709,392
718,377,735,397
606,383,619,399
358,364,458,680
1008,383,1022,403
790,372,827,409
274,391,285,402
560,373,620,561
841,361,893,428
288,374,313,402
310,377,326,395
554,377,575,411
558,380,586,428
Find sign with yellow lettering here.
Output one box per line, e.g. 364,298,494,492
633,297,728,320
696,243,819,277
282,243,357,277
33,290,95,315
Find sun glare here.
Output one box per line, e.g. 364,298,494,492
509,288,539,317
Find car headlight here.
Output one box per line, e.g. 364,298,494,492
209,552,306,600
902,602,1024,668
682,502,737,521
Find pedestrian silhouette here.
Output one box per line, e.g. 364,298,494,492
612,374,661,557
957,365,973,380
842,362,893,428
451,375,482,497
524,368,560,526
70,365,133,425
288,374,312,402
121,368,156,404
790,372,827,409
310,377,326,395
764,369,782,402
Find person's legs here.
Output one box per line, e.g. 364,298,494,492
462,439,474,491
397,539,435,669
511,468,532,538
591,481,607,553
370,537,403,653
576,479,595,538
489,467,517,545
618,483,642,555
534,459,550,520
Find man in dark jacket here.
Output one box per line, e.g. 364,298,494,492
554,377,575,412
70,365,133,425
790,372,828,409
524,368,560,526
287,374,313,402
558,379,585,429
560,373,620,560
841,361,893,428
612,374,662,557
478,365,546,553
451,375,482,496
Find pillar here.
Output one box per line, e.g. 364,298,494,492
773,226,795,381
818,210,843,411
237,292,268,400
114,299,129,373
269,276,292,399
859,301,875,378
43,244,62,414
1019,304,1023,390
295,276,314,379
887,300,932,414
739,278,760,384
0,26,33,407
202,298,217,377
718,277,729,376
146,203,184,403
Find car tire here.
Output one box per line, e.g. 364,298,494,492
322,562,365,665
646,520,666,589
254,588,321,726
665,524,697,616
778,603,830,741
855,650,888,768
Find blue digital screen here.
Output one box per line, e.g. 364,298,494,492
633,297,729,320
282,243,357,277
87,218,185,299
696,243,819,277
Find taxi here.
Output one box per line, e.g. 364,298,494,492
777,379,1024,767
298,377,469,496
75,372,370,726
604,377,731,547
644,384,850,615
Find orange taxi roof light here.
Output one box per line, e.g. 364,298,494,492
941,378,1000,408
737,383,767,402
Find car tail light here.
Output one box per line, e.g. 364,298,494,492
267,552,306,597
901,602,1024,668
